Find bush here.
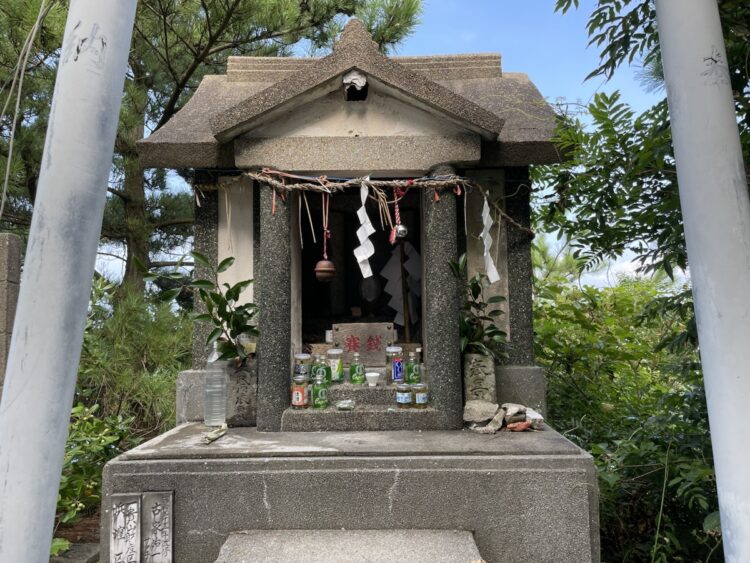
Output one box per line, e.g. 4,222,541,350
52,280,192,553
57,404,135,525
76,279,192,437
535,275,721,561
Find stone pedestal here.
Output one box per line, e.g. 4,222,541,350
495,364,547,416
176,361,257,427
101,424,599,563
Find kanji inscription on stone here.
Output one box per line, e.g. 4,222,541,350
332,323,396,366
142,491,173,563
110,494,140,563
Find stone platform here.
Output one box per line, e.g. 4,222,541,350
215,529,482,562
101,424,600,562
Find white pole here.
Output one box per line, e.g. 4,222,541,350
655,1,750,560
0,1,136,561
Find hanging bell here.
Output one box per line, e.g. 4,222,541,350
395,224,409,239
315,259,336,282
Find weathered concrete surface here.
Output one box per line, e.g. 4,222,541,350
215,529,481,563
503,167,535,365
138,21,558,169
256,185,291,431
192,188,219,370
177,362,257,427
421,165,463,430
280,405,440,432
496,365,547,416
102,425,600,563
235,134,481,176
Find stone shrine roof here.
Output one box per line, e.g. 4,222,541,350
138,19,559,170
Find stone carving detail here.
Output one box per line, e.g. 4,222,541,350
142,492,173,563
463,353,497,402
110,494,140,563
111,492,173,563
228,364,257,426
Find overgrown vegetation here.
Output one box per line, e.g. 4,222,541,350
534,247,720,561
53,280,191,551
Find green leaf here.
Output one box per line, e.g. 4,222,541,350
487,295,506,303
206,327,223,345
703,511,721,536
190,280,215,290
50,538,71,556
216,257,235,273
190,251,211,269
161,288,182,301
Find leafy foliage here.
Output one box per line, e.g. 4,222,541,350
534,94,682,276
544,1,750,280
186,252,258,362
57,404,135,525
449,254,507,361
77,278,192,436
535,271,720,561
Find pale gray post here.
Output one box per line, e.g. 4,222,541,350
422,164,462,429
0,2,136,561
0,233,21,395
256,185,292,431
656,1,750,559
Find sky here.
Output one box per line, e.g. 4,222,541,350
399,0,659,114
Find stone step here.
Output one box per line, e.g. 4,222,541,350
326,382,396,405
214,529,482,563
280,404,440,432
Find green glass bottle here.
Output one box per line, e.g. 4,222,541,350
349,352,366,385
312,373,328,409
312,354,331,387
405,351,421,384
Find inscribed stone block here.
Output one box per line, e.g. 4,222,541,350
142,492,173,563
110,494,140,563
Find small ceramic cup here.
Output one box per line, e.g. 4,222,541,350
365,372,380,387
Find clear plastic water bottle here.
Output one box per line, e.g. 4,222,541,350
204,347,228,426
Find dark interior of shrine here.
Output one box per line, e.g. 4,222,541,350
300,187,422,345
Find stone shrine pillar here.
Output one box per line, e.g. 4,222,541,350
497,167,546,414
256,185,292,431
422,165,463,429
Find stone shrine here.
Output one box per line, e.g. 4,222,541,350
102,20,599,562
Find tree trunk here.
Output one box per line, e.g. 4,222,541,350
121,120,149,292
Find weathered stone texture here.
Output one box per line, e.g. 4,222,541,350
101,425,600,563
503,167,535,365
256,185,292,431
176,362,257,427
215,529,482,562
496,365,547,416
422,165,463,430
192,189,218,370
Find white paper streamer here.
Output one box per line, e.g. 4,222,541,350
481,195,501,283
353,181,376,278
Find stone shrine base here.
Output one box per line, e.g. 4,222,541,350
101,424,600,563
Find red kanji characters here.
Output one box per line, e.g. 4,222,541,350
344,335,361,353
366,334,383,352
